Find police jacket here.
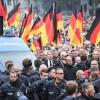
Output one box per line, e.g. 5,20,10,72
0,79,26,100
43,80,67,100
0,74,29,87
29,74,40,85
63,96,78,100
21,67,38,77
27,79,48,100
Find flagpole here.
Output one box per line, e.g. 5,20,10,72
70,6,83,46
53,3,55,15
38,15,44,24
62,28,67,44
70,20,83,47
68,7,77,46
70,22,76,45
70,10,78,45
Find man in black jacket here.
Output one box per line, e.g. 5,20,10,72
21,58,38,77
0,71,28,100
64,56,78,80
43,67,67,100
27,69,48,100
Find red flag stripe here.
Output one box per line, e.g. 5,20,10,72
70,14,77,29
90,22,100,44
43,6,54,43
56,12,62,22
8,12,19,25
0,0,7,19
31,20,43,31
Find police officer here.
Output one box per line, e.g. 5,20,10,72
29,64,48,84
43,67,67,100
21,58,38,77
0,61,14,86
0,64,29,87
0,71,27,100
27,68,48,100
48,67,56,80
11,64,29,87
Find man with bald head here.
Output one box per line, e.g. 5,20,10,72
92,50,100,67
64,56,78,80
84,60,100,77
39,64,48,74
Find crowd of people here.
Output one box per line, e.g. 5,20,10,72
0,4,100,99
0,40,100,100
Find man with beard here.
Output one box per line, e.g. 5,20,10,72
64,56,78,80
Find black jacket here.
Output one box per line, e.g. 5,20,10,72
43,80,67,100
93,79,100,93
0,74,29,87
64,64,78,81
27,79,48,100
44,59,63,68
0,79,26,100
77,94,98,100
63,96,78,100
29,74,40,85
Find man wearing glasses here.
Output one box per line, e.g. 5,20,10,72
43,67,67,100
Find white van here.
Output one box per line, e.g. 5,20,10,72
0,37,36,72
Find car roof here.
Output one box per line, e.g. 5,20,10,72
0,37,30,52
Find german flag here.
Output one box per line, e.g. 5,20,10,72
28,16,43,37
21,4,32,43
30,37,42,51
68,7,77,46
28,16,48,46
29,4,56,46
55,7,64,44
74,7,83,46
29,5,55,46
7,3,20,27
43,5,54,43
56,8,64,30
30,43,37,52
25,5,31,15
57,32,62,44
87,10,100,45
0,0,7,20
19,14,27,37
53,3,58,43
3,3,8,27
19,4,31,37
